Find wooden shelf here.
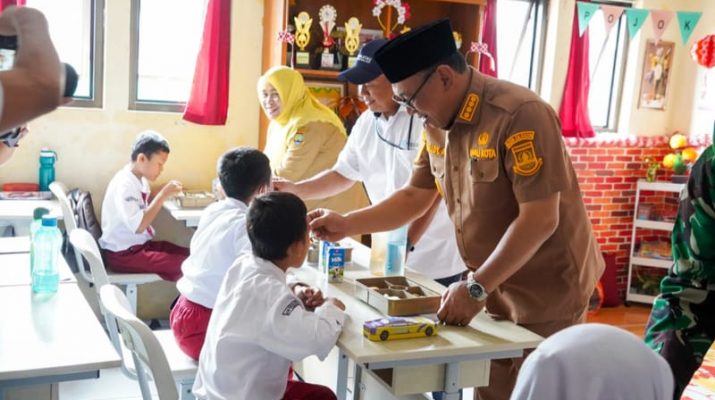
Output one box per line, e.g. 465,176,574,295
637,180,686,193
296,68,341,79
626,292,656,305
630,256,672,269
634,219,675,231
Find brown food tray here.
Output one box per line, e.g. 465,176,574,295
355,276,441,316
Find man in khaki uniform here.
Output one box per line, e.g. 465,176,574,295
309,19,604,400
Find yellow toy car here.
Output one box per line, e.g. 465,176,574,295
363,316,438,341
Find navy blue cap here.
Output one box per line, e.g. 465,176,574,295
338,39,388,85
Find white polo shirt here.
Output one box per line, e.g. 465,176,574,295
98,165,153,252
334,107,465,279
176,198,251,309
193,254,345,400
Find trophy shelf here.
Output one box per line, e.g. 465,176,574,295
296,68,341,79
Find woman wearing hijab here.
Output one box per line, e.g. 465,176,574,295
258,66,367,213
511,323,674,400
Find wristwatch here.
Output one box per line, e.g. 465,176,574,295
466,273,488,302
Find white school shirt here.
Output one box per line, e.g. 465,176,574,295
193,254,345,400
334,107,465,279
98,165,153,251
176,198,251,308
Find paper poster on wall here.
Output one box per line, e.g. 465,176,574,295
697,69,715,111
639,40,674,110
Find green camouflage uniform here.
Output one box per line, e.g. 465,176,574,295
644,142,715,398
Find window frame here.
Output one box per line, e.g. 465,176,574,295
39,0,105,108
128,0,188,113
589,0,631,133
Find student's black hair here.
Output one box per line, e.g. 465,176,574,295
131,130,171,161
217,147,271,203
247,192,307,261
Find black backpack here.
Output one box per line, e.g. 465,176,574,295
61,189,103,274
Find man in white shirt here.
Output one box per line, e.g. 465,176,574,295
194,192,344,400
274,39,465,286
171,147,272,360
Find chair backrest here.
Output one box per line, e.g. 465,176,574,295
67,188,103,242
100,284,179,400
49,181,78,231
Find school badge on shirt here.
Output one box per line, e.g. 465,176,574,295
505,131,543,176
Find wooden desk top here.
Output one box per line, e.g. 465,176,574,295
290,240,542,366
0,284,120,381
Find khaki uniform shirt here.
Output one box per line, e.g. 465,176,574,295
410,68,604,324
265,120,368,213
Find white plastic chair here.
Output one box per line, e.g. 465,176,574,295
100,284,197,400
51,181,161,313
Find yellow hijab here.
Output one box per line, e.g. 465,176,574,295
257,66,347,146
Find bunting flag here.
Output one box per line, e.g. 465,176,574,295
650,10,674,42
601,5,625,35
625,8,650,40
677,11,703,44
577,2,600,36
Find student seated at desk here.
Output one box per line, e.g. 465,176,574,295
171,147,271,360
98,130,188,281
194,192,345,400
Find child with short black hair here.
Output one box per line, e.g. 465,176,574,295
99,130,188,281
171,147,272,360
194,192,345,400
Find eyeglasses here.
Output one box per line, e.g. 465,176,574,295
392,68,436,110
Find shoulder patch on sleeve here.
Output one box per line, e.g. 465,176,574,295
505,131,535,149
124,196,140,203
510,141,543,176
293,132,305,146
281,299,302,316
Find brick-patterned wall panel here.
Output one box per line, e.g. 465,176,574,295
564,134,711,301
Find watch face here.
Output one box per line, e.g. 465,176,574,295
468,282,485,299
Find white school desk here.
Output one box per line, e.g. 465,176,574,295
0,236,30,254
0,200,61,236
291,240,543,400
162,200,202,228
0,253,75,287
0,284,121,399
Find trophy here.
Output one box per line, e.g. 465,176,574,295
294,11,312,68
453,31,463,51
318,5,338,69
344,17,362,68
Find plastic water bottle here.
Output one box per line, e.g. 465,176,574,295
384,225,407,277
29,207,50,274
39,148,57,191
32,216,63,294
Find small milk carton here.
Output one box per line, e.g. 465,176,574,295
319,241,346,283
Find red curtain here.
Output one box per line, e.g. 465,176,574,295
479,0,498,77
1,0,25,11
182,0,231,125
559,3,595,138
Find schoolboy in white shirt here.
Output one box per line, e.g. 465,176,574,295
170,147,271,360
194,192,345,400
99,130,188,281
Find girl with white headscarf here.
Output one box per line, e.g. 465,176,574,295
511,323,674,400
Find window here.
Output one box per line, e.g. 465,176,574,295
25,0,104,108
496,0,547,91
129,0,206,112
588,2,629,131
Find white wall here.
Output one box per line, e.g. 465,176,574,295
0,0,265,215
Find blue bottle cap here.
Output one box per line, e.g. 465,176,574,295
41,215,58,227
